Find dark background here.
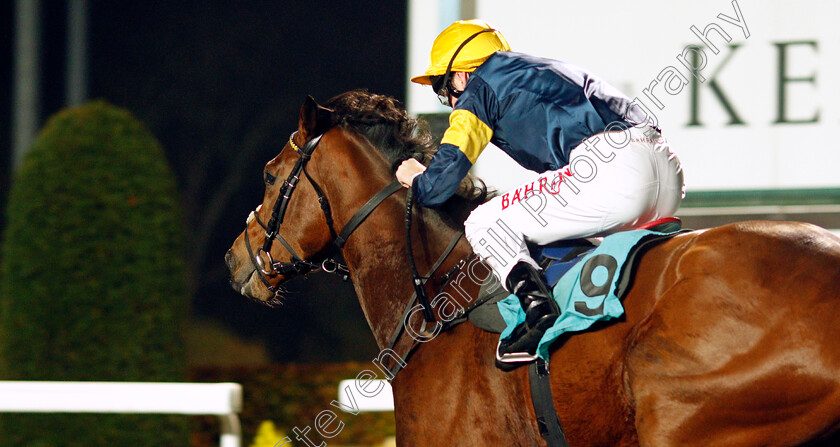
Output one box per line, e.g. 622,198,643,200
1,1,409,363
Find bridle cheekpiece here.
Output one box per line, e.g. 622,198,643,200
243,130,402,297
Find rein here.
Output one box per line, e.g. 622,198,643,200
405,188,437,323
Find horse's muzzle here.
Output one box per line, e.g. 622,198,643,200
226,247,280,304
225,249,249,292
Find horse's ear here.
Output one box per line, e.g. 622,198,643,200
298,95,332,139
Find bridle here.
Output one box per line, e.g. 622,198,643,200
243,130,402,297
243,127,473,377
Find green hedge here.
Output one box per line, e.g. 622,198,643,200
191,364,396,447
0,101,189,446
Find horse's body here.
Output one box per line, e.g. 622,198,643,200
226,91,840,446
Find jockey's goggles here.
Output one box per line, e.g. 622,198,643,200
430,75,464,107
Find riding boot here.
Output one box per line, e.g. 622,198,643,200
497,262,560,362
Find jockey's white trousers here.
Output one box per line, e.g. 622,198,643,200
464,125,684,290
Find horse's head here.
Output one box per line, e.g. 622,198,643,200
226,90,487,307
225,96,340,305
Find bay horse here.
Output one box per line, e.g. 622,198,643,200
226,90,840,446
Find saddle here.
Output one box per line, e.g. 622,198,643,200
468,216,683,335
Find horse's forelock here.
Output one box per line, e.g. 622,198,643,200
324,90,435,164
323,90,492,221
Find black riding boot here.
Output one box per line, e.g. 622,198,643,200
497,262,560,362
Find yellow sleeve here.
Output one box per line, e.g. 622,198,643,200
440,109,494,164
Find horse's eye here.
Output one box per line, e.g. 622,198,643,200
264,172,276,185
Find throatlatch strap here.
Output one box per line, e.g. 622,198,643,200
529,359,570,447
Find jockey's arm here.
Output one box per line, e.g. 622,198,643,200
405,108,494,206
410,143,472,206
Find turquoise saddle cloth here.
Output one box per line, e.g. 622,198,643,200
497,229,678,360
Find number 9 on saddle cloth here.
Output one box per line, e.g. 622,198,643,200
472,217,683,363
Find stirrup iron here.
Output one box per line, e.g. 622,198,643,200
496,339,540,363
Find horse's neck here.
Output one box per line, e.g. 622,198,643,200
341,204,472,349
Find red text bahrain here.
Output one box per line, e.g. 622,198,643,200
501,167,574,210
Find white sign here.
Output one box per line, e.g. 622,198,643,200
408,0,840,192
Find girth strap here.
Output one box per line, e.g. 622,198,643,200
529,359,570,447
334,180,403,248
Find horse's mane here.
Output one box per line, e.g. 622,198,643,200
323,90,491,223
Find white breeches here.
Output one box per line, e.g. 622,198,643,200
464,125,684,289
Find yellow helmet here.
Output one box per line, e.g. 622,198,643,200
411,19,511,85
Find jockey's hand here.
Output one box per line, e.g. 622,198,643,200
396,158,427,188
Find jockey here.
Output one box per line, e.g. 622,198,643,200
396,19,684,360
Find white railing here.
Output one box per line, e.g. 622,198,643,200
0,381,243,447
337,379,394,412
